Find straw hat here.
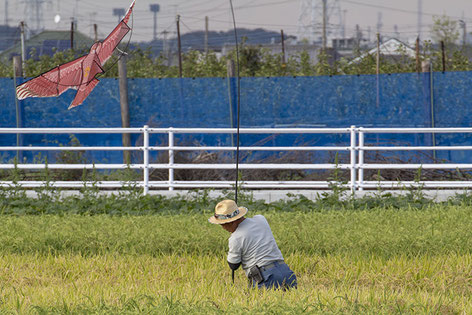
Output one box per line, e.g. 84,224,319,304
208,199,248,224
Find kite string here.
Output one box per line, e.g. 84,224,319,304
229,0,241,204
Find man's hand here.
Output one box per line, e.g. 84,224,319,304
228,261,241,271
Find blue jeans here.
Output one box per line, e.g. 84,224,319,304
251,261,297,290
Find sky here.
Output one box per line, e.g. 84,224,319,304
4,0,472,44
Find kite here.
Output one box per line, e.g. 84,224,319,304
16,0,136,109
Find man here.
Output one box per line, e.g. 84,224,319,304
208,199,297,290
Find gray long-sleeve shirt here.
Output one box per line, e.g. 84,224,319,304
227,215,284,276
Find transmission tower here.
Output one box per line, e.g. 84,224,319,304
417,0,422,40
297,0,343,44
23,0,49,33
4,0,8,25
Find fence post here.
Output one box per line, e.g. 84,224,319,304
118,56,131,164
168,128,175,191
350,125,357,193
13,56,23,162
358,129,364,191
143,125,149,195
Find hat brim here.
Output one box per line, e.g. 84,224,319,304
208,207,248,225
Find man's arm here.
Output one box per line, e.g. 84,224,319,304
227,236,242,265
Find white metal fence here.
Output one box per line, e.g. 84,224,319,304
1,125,472,194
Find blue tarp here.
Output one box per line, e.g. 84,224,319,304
1,71,472,163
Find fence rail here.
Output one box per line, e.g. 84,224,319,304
2,125,472,194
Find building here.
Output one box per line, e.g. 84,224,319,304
0,30,94,62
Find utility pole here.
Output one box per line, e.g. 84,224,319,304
459,20,467,49
204,16,209,54
376,33,380,76
162,30,169,65
441,41,446,72
70,20,74,50
176,15,182,78
93,23,98,42
322,0,327,51
355,24,361,50
281,30,286,64
415,36,420,73
342,9,347,39
464,22,467,48
394,25,399,39
20,21,26,77
118,57,131,164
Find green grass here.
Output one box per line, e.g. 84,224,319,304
1,201,472,313
1,205,472,257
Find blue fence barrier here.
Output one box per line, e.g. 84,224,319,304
1,71,472,164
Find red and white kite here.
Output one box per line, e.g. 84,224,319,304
16,0,136,109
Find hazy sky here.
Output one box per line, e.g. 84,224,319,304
5,0,472,43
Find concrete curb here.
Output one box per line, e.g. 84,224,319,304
23,189,471,202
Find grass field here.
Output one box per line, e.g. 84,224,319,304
1,194,472,314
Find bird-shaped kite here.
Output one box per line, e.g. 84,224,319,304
16,0,136,109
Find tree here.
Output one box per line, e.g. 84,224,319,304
431,15,460,47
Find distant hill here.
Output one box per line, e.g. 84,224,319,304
0,30,94,61
0,25,21,53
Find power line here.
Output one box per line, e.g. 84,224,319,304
339,0,472,21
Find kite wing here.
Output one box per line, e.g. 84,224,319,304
68,55,104,109
16,55,86,100
15,0,136,109
98,0,135,65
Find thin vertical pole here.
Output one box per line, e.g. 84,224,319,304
204,16,209,54
358,130,364,191
93,23,98,42
440,41,446,72
168,128,175,191
176,15,182,78
376,33,380,75
227,59,236,155
143,125,149,195
229,0,241,204
118,57,130,165
376,33,380,108
415,36,420,73
350,125,357,193
280,29,286,67
20,21,25,77
430,62,436,160
70,20,74,50
462,21,467,49
13,56,21,161
322,0,327,52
